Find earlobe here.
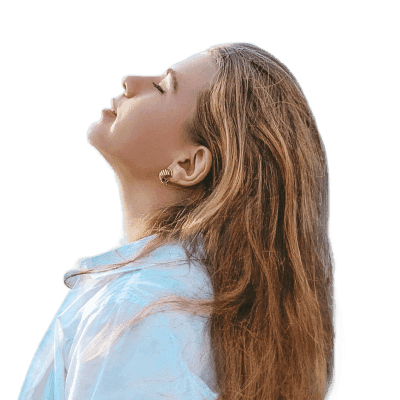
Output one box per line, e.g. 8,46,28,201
159,168,173,185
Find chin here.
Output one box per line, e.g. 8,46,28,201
87,119,109,145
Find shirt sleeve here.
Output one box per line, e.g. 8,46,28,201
64,270,218,400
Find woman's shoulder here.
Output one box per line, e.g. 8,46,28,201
62,238,213,323
104,249,213,306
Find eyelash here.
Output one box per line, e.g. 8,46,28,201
152,82,165,94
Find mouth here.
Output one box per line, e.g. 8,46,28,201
102,109,117,118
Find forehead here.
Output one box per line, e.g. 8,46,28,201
171,52,217,91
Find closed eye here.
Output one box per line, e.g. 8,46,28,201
152,82,165,94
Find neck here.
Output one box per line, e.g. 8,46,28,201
115,172,185,244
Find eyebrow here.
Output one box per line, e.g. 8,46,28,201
162,68,179,94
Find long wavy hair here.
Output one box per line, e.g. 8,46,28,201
65,42,335,400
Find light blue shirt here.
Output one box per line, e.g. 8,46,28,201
18,234,218,399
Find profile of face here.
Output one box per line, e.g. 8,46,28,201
87,51,217,186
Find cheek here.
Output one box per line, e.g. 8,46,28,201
109,106,183,173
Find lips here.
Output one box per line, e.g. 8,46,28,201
102,109,117,118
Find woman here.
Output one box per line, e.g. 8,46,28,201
18,43,334,400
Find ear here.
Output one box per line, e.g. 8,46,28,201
169,146,212,187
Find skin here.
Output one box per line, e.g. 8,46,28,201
87,51,218,243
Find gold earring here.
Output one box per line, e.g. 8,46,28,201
159,168,173,185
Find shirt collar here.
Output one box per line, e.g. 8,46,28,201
87,234,158,269
65,233,204,287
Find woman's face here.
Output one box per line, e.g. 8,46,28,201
87,51,217,182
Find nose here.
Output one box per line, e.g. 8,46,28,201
121,75,143,97
121,76,129,94
121,75,161,97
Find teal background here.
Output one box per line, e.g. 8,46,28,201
1,1,398,399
